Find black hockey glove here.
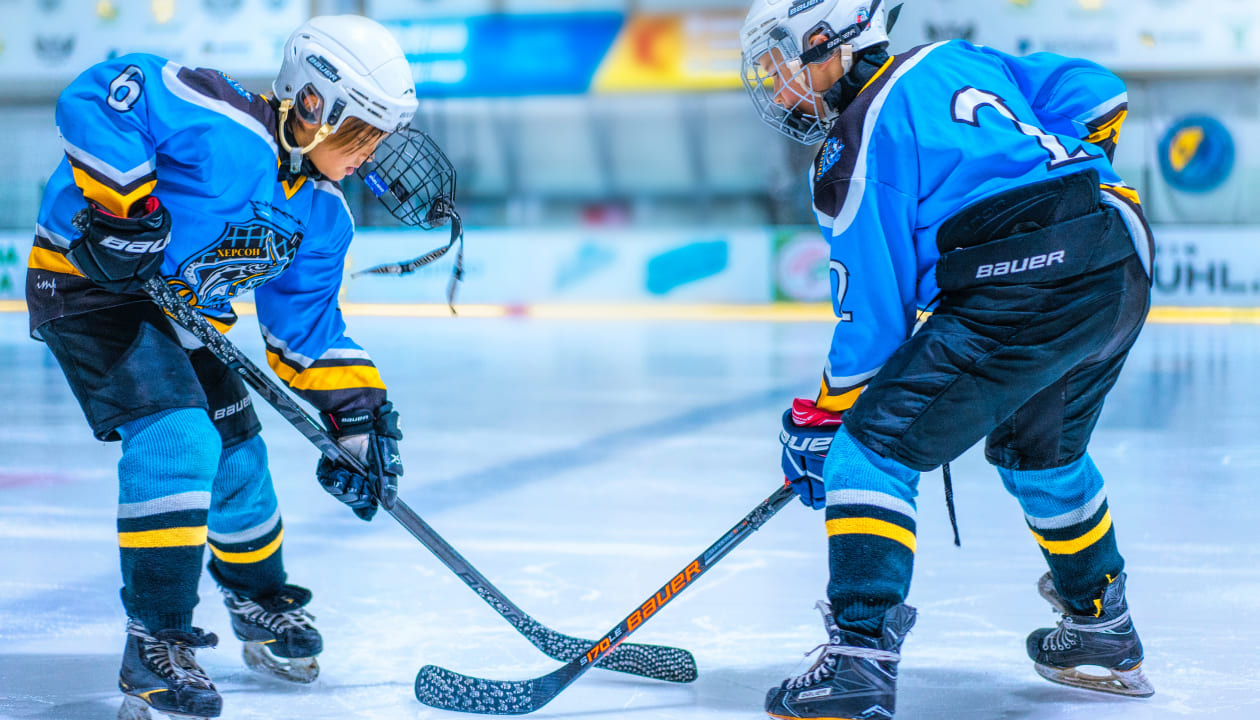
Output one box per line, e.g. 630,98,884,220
68,197,171,294
315,402,403,521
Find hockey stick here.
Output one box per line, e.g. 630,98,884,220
141,277,697,684
416,482,797,715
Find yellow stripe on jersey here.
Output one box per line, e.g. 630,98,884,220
826,517,917,552
1085,109,1127,147
816,377,864,414
209,529,284,564
1102,183,1142,205
860,56,895,96
70,166,156,217
28,247,84,276
118,525,208,548
267,351,386,392
281,175,307,200
1030,510,1113,555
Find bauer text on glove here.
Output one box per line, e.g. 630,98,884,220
780,397,843,510
316,402,403,521
68,196,171,294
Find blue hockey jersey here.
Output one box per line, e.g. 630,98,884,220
811,40,1151,412
27,54,385,415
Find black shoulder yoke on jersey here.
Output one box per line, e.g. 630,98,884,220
811,45,932,211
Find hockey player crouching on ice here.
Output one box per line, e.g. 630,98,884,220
740,1,1154,718
26,16,417,720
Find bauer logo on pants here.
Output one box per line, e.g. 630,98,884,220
213,396,252,421
975,250,1065,280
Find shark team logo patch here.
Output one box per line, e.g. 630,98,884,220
172,204,304,307
816,137,845,181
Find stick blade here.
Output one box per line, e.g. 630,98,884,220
521,617,697,683
596,642,697,683
415,664,545,715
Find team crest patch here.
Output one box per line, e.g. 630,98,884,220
816,137,845,181
172,204,304,307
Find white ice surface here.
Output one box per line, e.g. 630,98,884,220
1,312,1258,719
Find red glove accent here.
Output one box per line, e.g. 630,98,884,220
790,397,844,428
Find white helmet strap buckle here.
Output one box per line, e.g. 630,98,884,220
277,99,335,173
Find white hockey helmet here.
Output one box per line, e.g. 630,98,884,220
274,15,418,138
741,0,891,144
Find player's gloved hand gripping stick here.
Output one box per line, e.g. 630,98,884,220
139,131,697,684
780,397,845,509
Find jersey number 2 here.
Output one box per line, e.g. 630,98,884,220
830,260,854,322
951,87,1096,170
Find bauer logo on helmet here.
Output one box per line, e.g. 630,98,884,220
789,0,826,18
305,54,340,83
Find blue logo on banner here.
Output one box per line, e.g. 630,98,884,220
1158,114,1234,194
646,241,728,295
556,243,616,290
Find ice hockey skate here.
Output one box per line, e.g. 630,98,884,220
1027,571,1154,697
220,583,322,683
765,600,916,720
117,619,221,720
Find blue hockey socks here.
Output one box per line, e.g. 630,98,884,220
821,429,921,634
206,433,287,597
117,408,220,632
998,453,1124,615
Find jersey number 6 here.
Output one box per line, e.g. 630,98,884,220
107,65,145,113
951,87,1097,171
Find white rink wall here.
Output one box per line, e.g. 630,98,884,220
3,226,1260,307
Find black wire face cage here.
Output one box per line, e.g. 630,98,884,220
357,128,458,230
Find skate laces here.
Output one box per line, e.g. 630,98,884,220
225,590,317,634
127,620,217,690
785,643,901,689
784,601,900,690
1041,608,1131,652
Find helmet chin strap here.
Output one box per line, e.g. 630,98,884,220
838,45,855,77
276,99,334,174
808,44,853,124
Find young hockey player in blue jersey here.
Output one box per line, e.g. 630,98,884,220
26,16,420,720
740,1,1155,717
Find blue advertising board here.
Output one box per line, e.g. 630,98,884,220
386,14,624,97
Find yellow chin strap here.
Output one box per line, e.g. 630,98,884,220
277,99,335,173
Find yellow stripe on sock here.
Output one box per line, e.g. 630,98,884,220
1031,510,1113,555
209,529,284,564
825,518,916,552
118,526,207,548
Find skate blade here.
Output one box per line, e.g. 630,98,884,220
119,695,216,720
242,641,320,683
1034,662,1155,698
